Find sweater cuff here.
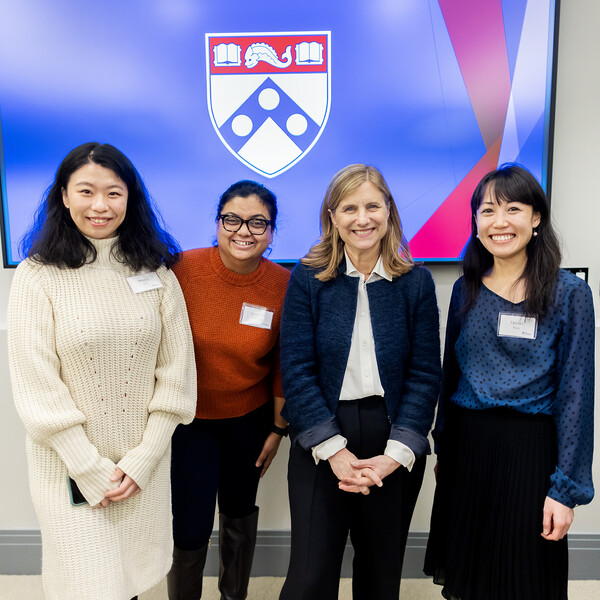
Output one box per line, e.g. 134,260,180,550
49,425,118,505
117,411,180,490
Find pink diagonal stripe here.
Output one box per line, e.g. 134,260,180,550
408,138,502,259
438,0,512,149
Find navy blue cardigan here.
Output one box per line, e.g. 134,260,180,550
280,261,441,457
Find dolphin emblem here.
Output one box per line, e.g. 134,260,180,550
244,43,292,68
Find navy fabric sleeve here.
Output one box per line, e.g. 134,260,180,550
280,264,342,449
389,268,441,456
431,278,463,453
547,278,595,507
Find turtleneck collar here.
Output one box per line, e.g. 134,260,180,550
84,236,121,268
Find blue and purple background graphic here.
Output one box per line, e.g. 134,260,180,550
0,0,557,265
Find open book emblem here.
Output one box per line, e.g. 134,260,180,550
206,31,331,178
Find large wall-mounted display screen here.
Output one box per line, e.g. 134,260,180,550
0,0,559,266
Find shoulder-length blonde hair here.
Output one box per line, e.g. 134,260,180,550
302,164,414,281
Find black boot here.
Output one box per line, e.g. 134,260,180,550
218,508,259,600
167,543,209,599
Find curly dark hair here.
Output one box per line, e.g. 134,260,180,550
21,142,180,270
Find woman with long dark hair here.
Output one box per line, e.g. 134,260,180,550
424,164,595,600
168,180,290,600
279,164,441,599
7,142,197,600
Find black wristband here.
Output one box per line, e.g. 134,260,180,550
272,424,289,437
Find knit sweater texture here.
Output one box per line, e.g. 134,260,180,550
173,246,290,419
7,238,197,600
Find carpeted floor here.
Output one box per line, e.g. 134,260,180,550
0,576,598,599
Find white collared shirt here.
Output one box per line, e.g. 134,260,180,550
312,252,415,470
339,252,388,399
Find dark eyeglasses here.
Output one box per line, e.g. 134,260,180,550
218,213,272,235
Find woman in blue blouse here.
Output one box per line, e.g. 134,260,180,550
424,164,595,600
279,164,441,600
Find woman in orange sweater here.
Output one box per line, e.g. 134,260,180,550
169,181,290,600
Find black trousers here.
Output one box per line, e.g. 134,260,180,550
171,402,271,550
280,397,426,600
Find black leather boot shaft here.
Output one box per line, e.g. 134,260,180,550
218,508,259,600
167,543,209,600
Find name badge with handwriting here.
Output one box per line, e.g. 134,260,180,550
240,303,274,330
497,312,537,340
127,272,163,294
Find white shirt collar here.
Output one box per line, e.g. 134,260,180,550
344,249,392,282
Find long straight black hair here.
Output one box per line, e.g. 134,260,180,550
461,164,561,317
21,142,181,270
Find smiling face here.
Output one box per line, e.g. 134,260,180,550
217,194,273,274
62,162,128,239
476,186,541,264
329,180,390,264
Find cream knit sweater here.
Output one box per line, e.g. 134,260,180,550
7,238,196,600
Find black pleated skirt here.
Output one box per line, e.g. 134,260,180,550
424,405,568,600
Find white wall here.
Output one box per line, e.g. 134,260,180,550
1,0,599,534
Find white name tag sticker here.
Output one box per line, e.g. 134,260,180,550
497,312,538,340
240,303,274,330
127,272,163,294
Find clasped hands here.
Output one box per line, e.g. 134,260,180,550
328,448,400,495
93,468,141,508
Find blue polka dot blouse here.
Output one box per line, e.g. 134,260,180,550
435,269,595,508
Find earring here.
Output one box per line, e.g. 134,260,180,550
532,229,538,237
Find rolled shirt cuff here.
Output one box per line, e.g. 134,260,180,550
294,416,342,450
389,424,431,457
311,434,347,464
384,439,415,471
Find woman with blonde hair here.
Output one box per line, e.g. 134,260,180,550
279,164,441,599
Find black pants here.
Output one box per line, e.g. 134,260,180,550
171,402,271,550
280,397,426,600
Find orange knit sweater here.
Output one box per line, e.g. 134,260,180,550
173,246,290,419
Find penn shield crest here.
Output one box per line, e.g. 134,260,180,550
206,31,331,178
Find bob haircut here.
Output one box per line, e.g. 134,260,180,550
216,180,278,230
302,164,413,281
21,142,181,270
461,163,561,316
